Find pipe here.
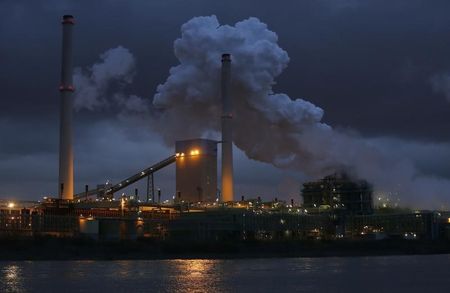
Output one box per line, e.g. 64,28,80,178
58,15,75,200
221,53,234,202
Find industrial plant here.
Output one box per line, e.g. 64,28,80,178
1,15,450,247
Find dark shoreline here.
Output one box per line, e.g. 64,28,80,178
0,237,449,260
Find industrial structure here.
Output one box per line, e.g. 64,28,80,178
175,139,218,203
58,15,75,200
77,155,177,201
67,54,233,204
302,173,373,215
221,53,234,202
2,15,450,245
1,198,450,242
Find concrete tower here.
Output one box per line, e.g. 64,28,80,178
175,139,218,203
221,53,234,202
58,15,75,200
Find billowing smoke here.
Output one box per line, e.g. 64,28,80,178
74,16,450,209
152,17,387,177
153,15,450,208
153,16,327,164
73,46,149,114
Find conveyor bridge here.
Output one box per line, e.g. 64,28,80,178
74,155,177,201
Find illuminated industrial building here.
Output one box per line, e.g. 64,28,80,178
175,139,218,203
302,173,373,215
2,15,450,246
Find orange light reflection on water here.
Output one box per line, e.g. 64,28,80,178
2,264,24,293
168,259,222,292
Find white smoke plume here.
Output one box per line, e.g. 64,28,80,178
153,15,450,208
73,16,450,208
73,46,148,114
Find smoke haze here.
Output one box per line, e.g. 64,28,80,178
74,16,450,209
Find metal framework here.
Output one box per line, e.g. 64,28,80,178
74,155,176,200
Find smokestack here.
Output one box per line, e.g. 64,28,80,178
58,15,75,200
221,53,234,202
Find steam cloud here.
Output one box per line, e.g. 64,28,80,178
73,46,149,114
75,16,450,209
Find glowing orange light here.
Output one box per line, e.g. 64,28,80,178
190,149,200,156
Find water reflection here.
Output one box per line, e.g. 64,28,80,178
1,264,24,293
116,260,133,279
0,256,449,292
168,259,222,293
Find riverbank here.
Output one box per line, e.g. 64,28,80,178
0,236,449,260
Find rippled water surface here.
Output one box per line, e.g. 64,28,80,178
1,255,450,292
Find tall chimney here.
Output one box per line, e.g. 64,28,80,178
221,53,234,202
58,15,75,200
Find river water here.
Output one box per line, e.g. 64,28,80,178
1,255,450,292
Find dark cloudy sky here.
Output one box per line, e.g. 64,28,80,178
2,0,450,203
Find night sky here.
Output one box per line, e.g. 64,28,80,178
2,0,450,204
